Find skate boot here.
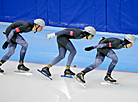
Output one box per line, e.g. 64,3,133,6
104,75,116,82
17,64,30,71
64,69,75,76
41,67,51,76
76,72,86,83
0,68,4,73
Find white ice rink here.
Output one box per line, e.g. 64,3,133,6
0,60,138,102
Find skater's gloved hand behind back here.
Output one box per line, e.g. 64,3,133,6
2,41,9,50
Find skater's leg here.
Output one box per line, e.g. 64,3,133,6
77,56,105,83
106,50,118,74
50,47,66,65
0,42,17,64
16,35,28,63
104,50,118,82
16,35,29,71
57,36,76,70
66,42,77,65
41,47,66,76
64,42,76,75
0,42,16,73
42,39,76,76
82,56,105,73
42,36,76,76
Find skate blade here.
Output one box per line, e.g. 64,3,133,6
61,75,73,78
101,81,119,85
14,70,33,76
37,69,52,80
72,75,86,88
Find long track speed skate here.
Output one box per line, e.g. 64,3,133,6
101,81,119,85
73,75,86,88
14,64,32,76
14,70,33,76
61,69,75,78
101,75,119,85
37,69,52,80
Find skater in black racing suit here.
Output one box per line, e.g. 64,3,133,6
76,34,135,83
0,19,45,73
40,26,96,76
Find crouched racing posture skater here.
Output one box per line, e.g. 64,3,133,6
0,19,45,73
41,26,96,76
76,34,135,83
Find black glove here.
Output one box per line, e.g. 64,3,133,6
2,41,9,50
102,37,105,40
3,32,6,34
85,46,94,51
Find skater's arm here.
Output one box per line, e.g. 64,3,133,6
2,29,17,50
93,44,108,48
55,30,73,36
14,21,30,33
46,30,71,39
85,43,111,51
7,29,16,42
85,44,107,51
7,22,29,42
94,41,121,49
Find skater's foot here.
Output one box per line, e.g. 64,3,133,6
104,75,116,82
76,72,86,83
0,68,4,73
64,69,75,76
41,67,51,76
17,64,30,71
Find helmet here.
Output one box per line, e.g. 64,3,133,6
125,34,135,44
34,19,45,27
84,26,96,36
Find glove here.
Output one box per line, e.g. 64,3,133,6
46,33,55,39
3,32,6,34
102,37,105,40
2,41,9,50
85,46,94,51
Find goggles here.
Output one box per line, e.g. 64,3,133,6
90,34,94,37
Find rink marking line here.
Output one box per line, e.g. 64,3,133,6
1,59,138,74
